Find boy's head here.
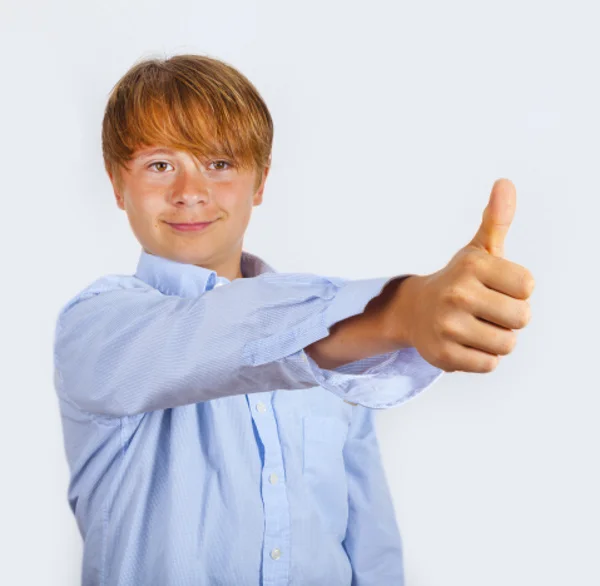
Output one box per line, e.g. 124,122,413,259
102,54,273,278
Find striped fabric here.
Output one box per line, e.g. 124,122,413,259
52,248,443,585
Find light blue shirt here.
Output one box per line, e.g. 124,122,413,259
53,249,444,585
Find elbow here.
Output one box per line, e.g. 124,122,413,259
57,368,142,418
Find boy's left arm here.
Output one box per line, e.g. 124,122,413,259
342,405,406,586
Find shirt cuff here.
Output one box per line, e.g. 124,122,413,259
288,345,444,409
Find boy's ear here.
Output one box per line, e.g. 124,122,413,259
106,164,125,210
253,164,270,207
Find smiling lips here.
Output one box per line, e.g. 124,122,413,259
167,220,216,232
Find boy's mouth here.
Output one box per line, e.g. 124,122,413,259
166,220,215,232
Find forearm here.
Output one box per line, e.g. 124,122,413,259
305,274,419,370
55,271,421,416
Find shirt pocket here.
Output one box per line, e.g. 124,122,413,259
302,415,350,539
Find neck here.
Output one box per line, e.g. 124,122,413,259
201,248,244,281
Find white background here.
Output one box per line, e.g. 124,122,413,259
1,1,597,584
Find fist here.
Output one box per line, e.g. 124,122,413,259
394,179,535,373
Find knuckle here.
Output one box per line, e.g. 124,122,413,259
461,251,482,273
445,284,460,303
447,284,470,307
458,286,475,309
440,316,460,339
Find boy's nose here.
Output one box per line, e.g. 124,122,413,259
170,171,213,206
172,184,212,207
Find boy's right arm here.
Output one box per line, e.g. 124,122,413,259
54,271,431,417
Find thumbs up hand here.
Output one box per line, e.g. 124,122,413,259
385,179,536,373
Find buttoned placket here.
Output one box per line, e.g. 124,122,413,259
246,391,291,586
215,274,291,584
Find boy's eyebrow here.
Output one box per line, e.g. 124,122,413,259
133,146,227,161
135,147,178,158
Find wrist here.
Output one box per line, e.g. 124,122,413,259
378,274,423,349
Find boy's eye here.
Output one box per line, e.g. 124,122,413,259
148,161,173,173
146,159,233,174
208,160,233,171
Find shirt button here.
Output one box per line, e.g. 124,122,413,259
269,473,279,485
301,352,308,362
270,548,281,560
256,402,267,413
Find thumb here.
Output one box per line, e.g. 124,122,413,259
468,178,517,257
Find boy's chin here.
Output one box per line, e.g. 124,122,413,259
150,244,217,266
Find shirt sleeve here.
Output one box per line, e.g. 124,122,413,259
300,345,444,410
53,271,442,417
342,405,405,585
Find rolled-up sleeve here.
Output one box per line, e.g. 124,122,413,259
244,275,445,409
54,271,442,417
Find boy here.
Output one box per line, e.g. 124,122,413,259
53,54,535,586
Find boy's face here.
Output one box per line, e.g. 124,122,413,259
108,146,269,277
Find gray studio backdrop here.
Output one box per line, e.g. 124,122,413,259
1,1,597,584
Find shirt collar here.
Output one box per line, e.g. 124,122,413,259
134,248,277,297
